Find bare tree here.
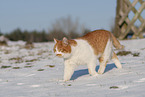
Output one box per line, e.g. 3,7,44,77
48,16,89,39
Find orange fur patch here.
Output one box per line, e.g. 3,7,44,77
53,39,77,54
78,30,111,55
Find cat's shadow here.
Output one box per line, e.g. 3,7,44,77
71,63,116,80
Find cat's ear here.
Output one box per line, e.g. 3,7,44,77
54,38,58,43
62,37,69,46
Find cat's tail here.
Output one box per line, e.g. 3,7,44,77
110,33,124,50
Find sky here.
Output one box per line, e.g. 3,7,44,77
0,0,124,33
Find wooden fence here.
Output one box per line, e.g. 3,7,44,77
114,0,145,39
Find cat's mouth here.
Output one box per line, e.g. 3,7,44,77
56,54,63,57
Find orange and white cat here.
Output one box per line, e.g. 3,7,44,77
54,30,124,81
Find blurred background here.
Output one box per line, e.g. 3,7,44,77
0,0,145,42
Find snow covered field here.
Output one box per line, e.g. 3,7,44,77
0,39,145,97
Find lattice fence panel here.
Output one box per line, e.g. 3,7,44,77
114,0,145,39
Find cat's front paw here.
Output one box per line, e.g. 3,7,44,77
89,71,98,76
58,79,69,82
64,79,69,82
63,76,71,82
91,72,98,77
58,79,66,82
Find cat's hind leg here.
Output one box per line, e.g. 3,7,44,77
112,52,122,69
98,39,112,74
98,56,108,74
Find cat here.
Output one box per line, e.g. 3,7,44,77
53,30,124,81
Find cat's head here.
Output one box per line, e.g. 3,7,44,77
53,37,77,58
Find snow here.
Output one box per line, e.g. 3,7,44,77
0,39,145,97
0,36,9,42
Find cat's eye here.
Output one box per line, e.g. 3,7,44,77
60,49,63,52
59,49,65,52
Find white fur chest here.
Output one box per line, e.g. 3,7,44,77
64,39,98,66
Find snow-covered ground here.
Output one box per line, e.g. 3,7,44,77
0,39,145,97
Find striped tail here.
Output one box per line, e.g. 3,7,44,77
111,33,124,50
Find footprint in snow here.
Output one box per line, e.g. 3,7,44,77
134,78,145,83
30,85,40,88
25,74,35,77
86,84,97,86
17,83,25,85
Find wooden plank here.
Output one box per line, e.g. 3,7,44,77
131,5,144,22
117,0,145,39
125,18,138,33
138,20,145,32
119,2,145,39
121,24,127,34
119,10,124,16
139,0,144,4
114,0,123,37
119,17,138,39
124,1,145,36
118,0,139,25
121,16,145,39
130,23,138,33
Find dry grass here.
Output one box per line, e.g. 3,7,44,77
0,41,7,46
117,51,140,57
